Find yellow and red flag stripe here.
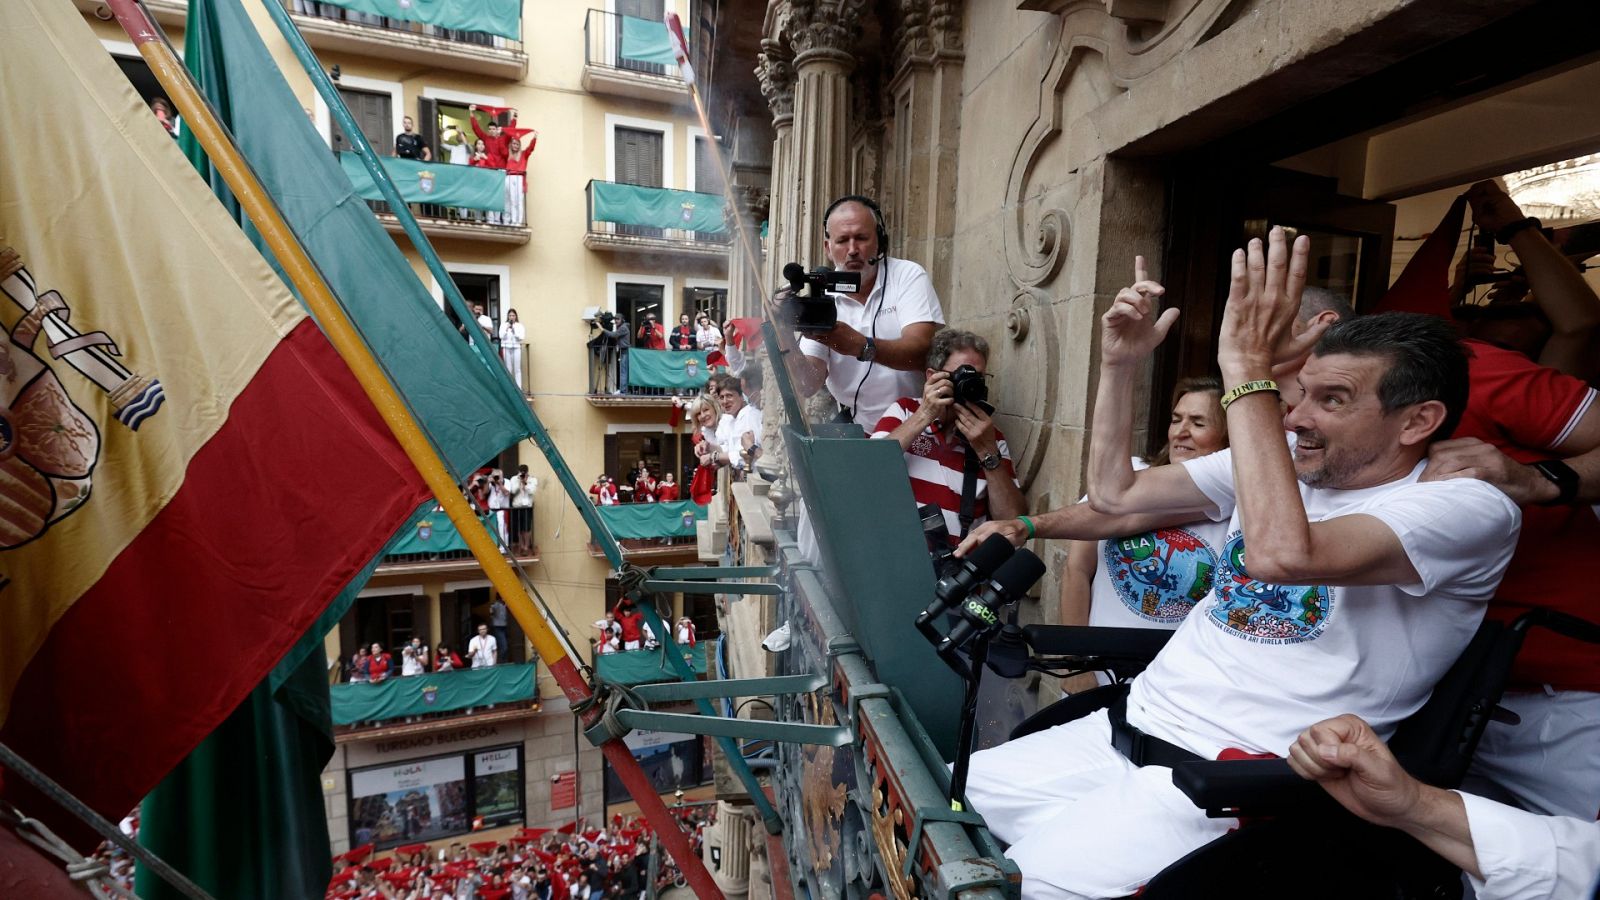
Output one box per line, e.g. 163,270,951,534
0,0,428,826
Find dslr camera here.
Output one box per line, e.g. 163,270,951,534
777,262,860,335
947,364,994,415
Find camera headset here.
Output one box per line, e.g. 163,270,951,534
822,195,890,420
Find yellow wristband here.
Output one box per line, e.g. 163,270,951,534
1220,379,1278,410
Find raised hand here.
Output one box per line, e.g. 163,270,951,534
1100,255,1178,368
1218,227,1322,376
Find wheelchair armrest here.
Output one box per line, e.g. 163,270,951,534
1170,759,1336,818
1021,625,1173,663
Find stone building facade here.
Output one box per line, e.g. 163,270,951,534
697,0,1597,630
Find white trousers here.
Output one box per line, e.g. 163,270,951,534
505,174,525,226
502,345,523,390
965,709,1236,900
1466,689,1600,818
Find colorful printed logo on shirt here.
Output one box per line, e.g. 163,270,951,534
1102,529,1218,624
1208,531,1333,644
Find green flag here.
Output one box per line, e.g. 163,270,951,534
591,181,726,232
626,349,712,389
619,15,684,66
596,499,707,538
140,0,535,895
339,151,505,210
309,0,521,42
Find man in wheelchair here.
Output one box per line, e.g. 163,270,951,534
961,233,1524,899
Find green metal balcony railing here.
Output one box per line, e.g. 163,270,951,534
332,663,537,726
284,0,524,54
586,179,729,247
584,8,686,80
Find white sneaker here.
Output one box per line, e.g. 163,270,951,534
761,621,791,652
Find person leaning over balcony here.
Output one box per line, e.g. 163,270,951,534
348,646,370,684
870,328,1025,545
504,134,536,228
1060,377,1229,643
500,308,525,391
434,644,464,672
637,313,667,351
395,116,423,160
701,374,761,475
508,464,536,555
367,642,392,684
467,623,498,669
694,313,722,352
467,105,513,168
670,313,696,351
488,469,511,544
779,194,945,428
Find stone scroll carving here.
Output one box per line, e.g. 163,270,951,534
1002,0,1247,290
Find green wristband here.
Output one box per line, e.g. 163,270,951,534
1018,515,1036,540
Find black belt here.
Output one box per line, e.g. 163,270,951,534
1107,696,1203,768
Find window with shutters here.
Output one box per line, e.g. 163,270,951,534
615,0,667,75
692,136,720,195
615,127,665,237
331,87,394,215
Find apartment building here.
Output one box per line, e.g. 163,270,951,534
78,0,728,853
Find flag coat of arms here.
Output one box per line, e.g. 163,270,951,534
0,0,430,828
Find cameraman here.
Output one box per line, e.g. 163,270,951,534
586,310,631,394
870,329,1023,544
790,195,945,427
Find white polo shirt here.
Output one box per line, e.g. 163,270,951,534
798,256,944,428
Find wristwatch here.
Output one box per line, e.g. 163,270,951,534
979,452,1001,471
1530,459,1579,506
1495,216,1542,245
856,336,876,362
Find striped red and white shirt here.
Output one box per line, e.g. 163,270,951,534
871,397,1018,544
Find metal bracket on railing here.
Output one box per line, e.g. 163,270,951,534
630,672,826,704
602,709,850,747
642,579,780,596
640,563,781,596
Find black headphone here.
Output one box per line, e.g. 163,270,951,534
823,194,889,261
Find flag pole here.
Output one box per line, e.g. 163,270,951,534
253,0,784,833
103,3,725,895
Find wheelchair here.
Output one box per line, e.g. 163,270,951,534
998,608,1600,900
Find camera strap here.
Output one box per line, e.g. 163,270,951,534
958,444,980,540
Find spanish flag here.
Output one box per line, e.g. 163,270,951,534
0,0,429,828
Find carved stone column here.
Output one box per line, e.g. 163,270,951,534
887,0,964,302
725,184,770,320
783,2,863,270
756,42,794,294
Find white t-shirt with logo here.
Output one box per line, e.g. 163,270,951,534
798,256,945,428
1126,449,1521,759
1088,459,1229,631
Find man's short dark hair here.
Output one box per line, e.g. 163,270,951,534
1300,286,1354,323
926,328,990,370
1312,312,1469,443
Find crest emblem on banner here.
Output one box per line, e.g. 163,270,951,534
398,0,413,8
417,170,436,195
417,519,434,541
684,357,699,379
422,684,439,705
0,246,164,552
680,201,695,224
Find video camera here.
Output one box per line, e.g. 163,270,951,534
778,262,859,335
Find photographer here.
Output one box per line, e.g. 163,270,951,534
586,310,631,394
783,195,945,427
870,329,1023,543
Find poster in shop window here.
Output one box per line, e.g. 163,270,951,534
349,755,469,850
